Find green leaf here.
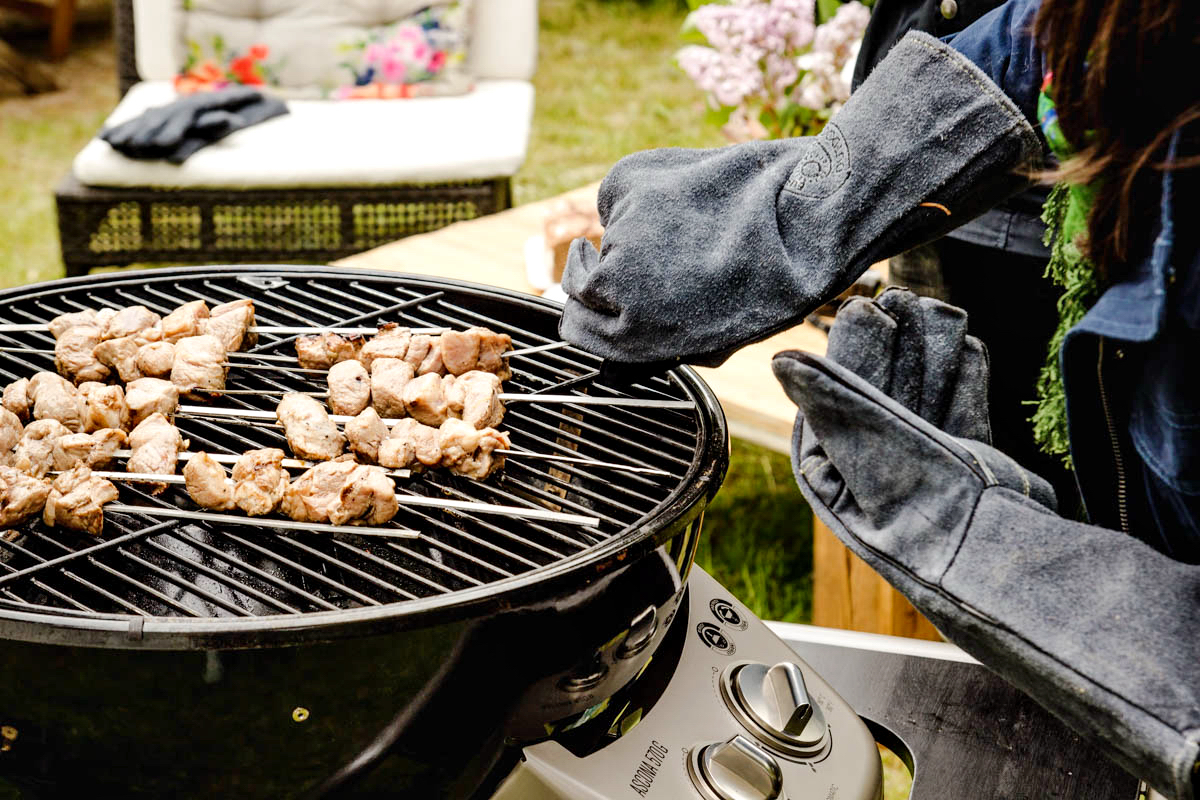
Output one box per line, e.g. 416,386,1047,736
678,11,708,44
704,104,734,128
212,33,226,59
816,0,843,24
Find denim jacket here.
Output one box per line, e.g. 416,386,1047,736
946,0,1200,559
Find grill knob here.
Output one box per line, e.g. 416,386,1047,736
723,662,827,755
689,735,783,800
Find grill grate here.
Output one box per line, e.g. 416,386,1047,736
0,269,715,622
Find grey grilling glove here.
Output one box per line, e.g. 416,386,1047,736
560,31,1042,368
773,291,1200,800
102,86,288,164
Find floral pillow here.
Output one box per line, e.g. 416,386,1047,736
174,2,474,99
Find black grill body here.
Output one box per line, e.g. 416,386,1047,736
0,267,728,798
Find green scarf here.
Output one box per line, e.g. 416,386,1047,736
1030,72,1100,467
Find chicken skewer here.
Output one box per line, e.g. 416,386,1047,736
105,504,420,538
80,471,600,526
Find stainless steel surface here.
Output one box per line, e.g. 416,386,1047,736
690,735,784,800
723,661,827,754
492,569,882,800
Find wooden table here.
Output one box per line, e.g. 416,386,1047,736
335,183,939,641
0,0,76,60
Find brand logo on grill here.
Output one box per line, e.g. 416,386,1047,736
710,598,747,631
696,622,735,655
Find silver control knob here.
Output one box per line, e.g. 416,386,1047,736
722,662,828,756
689,735,784,800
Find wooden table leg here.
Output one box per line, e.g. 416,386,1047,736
811,514,942,640
48,0,76,61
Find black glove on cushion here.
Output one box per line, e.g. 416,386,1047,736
773,295,1199,799
101,86,289,164
560,31,1042,367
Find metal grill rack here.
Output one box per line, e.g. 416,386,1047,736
0,268,719,623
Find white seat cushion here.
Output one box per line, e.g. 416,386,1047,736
72,79,534,188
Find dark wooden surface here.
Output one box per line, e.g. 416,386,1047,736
783,639,1141,800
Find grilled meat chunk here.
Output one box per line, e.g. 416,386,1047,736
281,458,397,526
438,418,510,480
358,324,411,372
78,383,129,433
52,428,127,471
184,452,235,511
232,448,289,516
474,327,513,381
0,408,23,464
203,299,255,351
401,372,449,427
136,341,176,378
417,337,444,376
440,327,513,379
102,305,162,343
277,393,344,461
93,335,142,382
296,332,364,370
327,359,371,416
161,300,209,343
54,324,110,384
49,310,100,339
28,373,84,432
171,334,227,398
127,412,185,494
125,378,179,427
370,358,415,419
446,370,504,429
2,378,30,423
440,329,481,377
383,417,442,468
13,419,71,478
43,466,119,536
403,334,433,371
346,408,389,463
0,465,50,528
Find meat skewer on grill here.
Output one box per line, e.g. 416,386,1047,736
294,324,514,380
168,449,599,526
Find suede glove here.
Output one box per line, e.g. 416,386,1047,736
773,301,1200,799
101,87,289,164
560,32,1042,368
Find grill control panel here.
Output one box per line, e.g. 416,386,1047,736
491,568,883,800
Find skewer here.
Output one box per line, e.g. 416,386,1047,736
87,474,600,526
107,504,421,538
108,450,412,479
0,324,449,336
493,450,672,477
177,392,693,411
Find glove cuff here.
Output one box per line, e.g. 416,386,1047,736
775,30,1043,316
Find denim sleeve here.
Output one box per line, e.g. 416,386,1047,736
941,0,1044,129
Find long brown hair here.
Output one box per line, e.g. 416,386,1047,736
1034,0,1200,281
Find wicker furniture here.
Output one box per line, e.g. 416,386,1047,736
55,0,534,278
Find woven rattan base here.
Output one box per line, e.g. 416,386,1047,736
55,175,511,277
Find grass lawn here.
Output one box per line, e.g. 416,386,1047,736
0,2,910,796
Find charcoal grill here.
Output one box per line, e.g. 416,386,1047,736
0,266,728,799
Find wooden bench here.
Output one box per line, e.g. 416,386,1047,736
335,183,940,641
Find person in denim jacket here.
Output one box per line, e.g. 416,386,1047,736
560,0,1200,795
858,0,1078,509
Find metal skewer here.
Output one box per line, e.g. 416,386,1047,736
89,473,599,526
106,504,421,539
0,324,449,336
107,450,412,479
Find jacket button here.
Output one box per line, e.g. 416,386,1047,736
940,0,958,18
